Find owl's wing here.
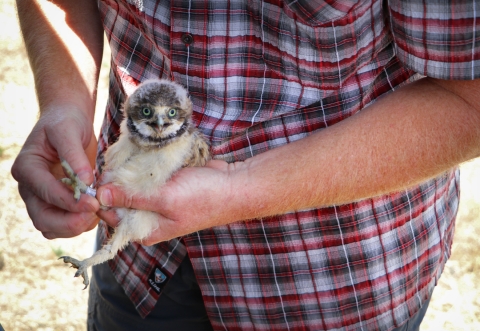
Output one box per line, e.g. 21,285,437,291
183,131,211,167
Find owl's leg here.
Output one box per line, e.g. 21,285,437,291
59,210,158,289
59,223,131,289
59,158,96,201
58,235,130,289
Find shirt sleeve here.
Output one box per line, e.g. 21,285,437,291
388,0,480,80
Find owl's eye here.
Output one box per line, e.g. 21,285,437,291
168,108,177,118
142,107,152,117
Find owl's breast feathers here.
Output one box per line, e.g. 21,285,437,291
102,122,210,198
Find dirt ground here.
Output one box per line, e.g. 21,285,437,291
0,1,479,330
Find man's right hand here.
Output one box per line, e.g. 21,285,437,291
11,108,100,239
13,0,104,239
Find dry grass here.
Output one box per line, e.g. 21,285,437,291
0,0,479,330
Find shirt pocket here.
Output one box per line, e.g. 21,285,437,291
284,0,359,26
260,0,390,90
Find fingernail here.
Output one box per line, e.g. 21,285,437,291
99,189,112,207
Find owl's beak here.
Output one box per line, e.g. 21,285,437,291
157,116,165,127
153,115,170,131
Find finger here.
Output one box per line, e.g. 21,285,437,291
47,119,96,185
96,184,159,211
96,207,121,227
12,140,99,214
16,164,99,214
23,190,99,239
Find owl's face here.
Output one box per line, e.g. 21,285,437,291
123,80,193,148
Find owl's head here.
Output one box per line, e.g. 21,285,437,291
123,79,193,148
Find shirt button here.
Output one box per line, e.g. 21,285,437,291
181,33,194,45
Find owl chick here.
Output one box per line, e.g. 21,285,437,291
59,79,210,288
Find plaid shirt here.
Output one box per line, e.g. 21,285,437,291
95,0,479,329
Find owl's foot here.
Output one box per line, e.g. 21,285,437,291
60,158,96,201
58,256,90,289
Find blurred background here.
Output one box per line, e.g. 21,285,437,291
0,0,479,330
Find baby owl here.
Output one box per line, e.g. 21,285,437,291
59,79,210,288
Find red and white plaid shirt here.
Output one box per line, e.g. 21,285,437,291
95,0,478,329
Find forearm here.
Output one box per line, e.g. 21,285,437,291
11,0,106,238
17,0,103,119
227,78,480,220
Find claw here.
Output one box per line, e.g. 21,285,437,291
59,256,90,289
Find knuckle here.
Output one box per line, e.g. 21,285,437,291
37,183,51,204
60,147,78,163
124,194,134,209
10,153,29,183
10,159,20,181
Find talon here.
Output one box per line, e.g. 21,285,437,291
59,255,90,289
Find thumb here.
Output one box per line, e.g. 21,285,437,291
96,183,161,212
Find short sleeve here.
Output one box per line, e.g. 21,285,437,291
388,0,480,80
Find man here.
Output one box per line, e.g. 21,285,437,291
12,0,480,330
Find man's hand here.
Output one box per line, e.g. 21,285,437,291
95,78,480,247
12,0,104,239
11,109,100,239
96,160,236,244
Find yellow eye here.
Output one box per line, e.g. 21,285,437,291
168,108,177,117
142,107,151,117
